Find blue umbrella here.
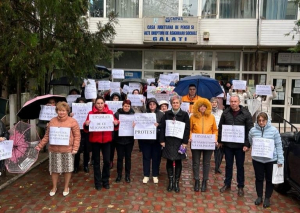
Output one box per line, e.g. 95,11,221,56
174,75,223,99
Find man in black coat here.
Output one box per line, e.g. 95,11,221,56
218,94,253,197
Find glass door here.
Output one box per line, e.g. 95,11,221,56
288,77,300,125
271,77,288,125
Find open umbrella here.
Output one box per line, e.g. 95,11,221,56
246,99,261,116
5,121,40,173
17,94,66,120
174,75,223,100
121,78,147,87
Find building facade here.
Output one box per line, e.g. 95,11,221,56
88,0,300,126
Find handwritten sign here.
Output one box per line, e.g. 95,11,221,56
159,74,173,86
251,138,275,159
147,86,156,99
110,82,121,95
39,105,57,121
129,83,141,92
66,95,81,106
221,125,245,143
122,85,130,94
134,113,156,139
147,78,156,85
154,93,170,104
84,79,97,99
89,114,114,132
98,80,111,91
0,140,13,160
49,127,71,145
191,134,215,150
165,120,186,139
106,101,122,113
127,94,144,106
232,80,247,90
180,102,190,112
72,102,93,129
119,114,135,136
255,85,272,96
112,69,124,79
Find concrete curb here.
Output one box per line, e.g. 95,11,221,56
0,156,49,191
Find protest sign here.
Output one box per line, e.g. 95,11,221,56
221,125,245,143
147,78,156,85
89,114,114,132
84,79,97,99
127,94,144,106
106,101,123,113
66,95,81,106
119,114,135,136
122,85,130,94
49,127,71,145
110,82,121,95
146,86,156,99
255,85,272,96
72,102,93,129
0,140,13,160
112,69,124,79
154,93,170,104
232,80,247,90
191,134,215,150
180,102,190,112
134,113,156,139
98,80,111,91
226,93,231,105
251,138,275,159
159,74,173,86
165,120,186,139
39,105,57,121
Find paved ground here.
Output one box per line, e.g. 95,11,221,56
0,143,299,213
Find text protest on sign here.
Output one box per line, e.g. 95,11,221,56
0,140,13,160
39,105,57,121
119,114,135,136
49,127,71,145
89,114,114,132
72,102,93,129
165,120,186,139
191,134,215,150
221,125,245,143
134,113,156,139
251,138,275,159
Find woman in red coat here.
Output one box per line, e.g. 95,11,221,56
84,97,119,190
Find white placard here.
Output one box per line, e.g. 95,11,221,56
72,102,93,129
191,134,216,150
251,138,275,159
147,78,156,85
295,79,300,87
217,92,224,98
127,94,144,106
168,73,179,81
66,95,81,106
89,114,114,132
129,83,141,91
84,79,97,99
119,114,135,136
98,80,111,91
293,88,300,94
106,101,123,113
232,80,247,90
165,120,186,139
180,102,190,112
221,125,245,143
110,82,121,95
154,93,170,104
112,69,124,79
134,113,156,139
49,127,71,145
226,93,231,105
122,85,130,94
214,115,220,127
159,74,173,86
39,105,57,121
147,86,156,99
255,85,272,96
0,140,13,160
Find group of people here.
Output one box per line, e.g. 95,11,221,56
31,81,283,209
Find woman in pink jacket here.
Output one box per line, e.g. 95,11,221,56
36,101,81,197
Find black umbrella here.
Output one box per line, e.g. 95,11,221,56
121,78,147,87
49,77,80,86
214,147,224,173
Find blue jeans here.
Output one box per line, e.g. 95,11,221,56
141,142,161,177
224,146,245,188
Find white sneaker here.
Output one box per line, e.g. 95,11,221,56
153,177,158,184
143,177,149,183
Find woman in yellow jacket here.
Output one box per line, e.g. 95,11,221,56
189,98,218,192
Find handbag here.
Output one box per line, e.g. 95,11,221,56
272,164,284,184
178,145,187,154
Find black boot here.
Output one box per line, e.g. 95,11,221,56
174,179,180,193
194,180,200,192
201,180,207,192
167,176,174,192
263,198,270,208
115,174,122,182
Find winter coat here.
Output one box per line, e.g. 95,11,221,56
139,98,164,144
160,109,190,160
114,108,135,145
110,92,122,101
190,98,218,142
38,116,81,153
249,114,284,164
255,90,277,115
181,94,201,113
218,105,254,149
83,104,117,143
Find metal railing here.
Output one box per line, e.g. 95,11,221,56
272,112,298,133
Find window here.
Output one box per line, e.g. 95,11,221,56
144,51,173,70
215,73,239,84
90,0,104,17
183,0,198,16
202,0,217,18
242,74,266,95
143,0,179,17
195,51,212,70
114,51,142,69
261,0,297,20
106,0,139,18
216,52,240,71
176,52,194,70
219,0,256,18
243,52,267,71
271,53,288,72
291,65,300,72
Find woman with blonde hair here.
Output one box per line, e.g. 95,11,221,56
35,101,81,197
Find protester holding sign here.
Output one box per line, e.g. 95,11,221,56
139,98,164,184
114,100,135,183
249,112,283,208
35,102,81,197
181,84,201,114
160,95,190,193
0,120,9,177
189,98,218,192
229,86,251,107
84,97,119,190
218,94,253,197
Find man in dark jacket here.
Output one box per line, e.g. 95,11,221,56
218,94,253,197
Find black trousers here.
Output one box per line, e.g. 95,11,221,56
74,131,90,168
166,159,182,179
110,140,116,162
116,142,134,176
252,159,276,198
91,142,111,187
